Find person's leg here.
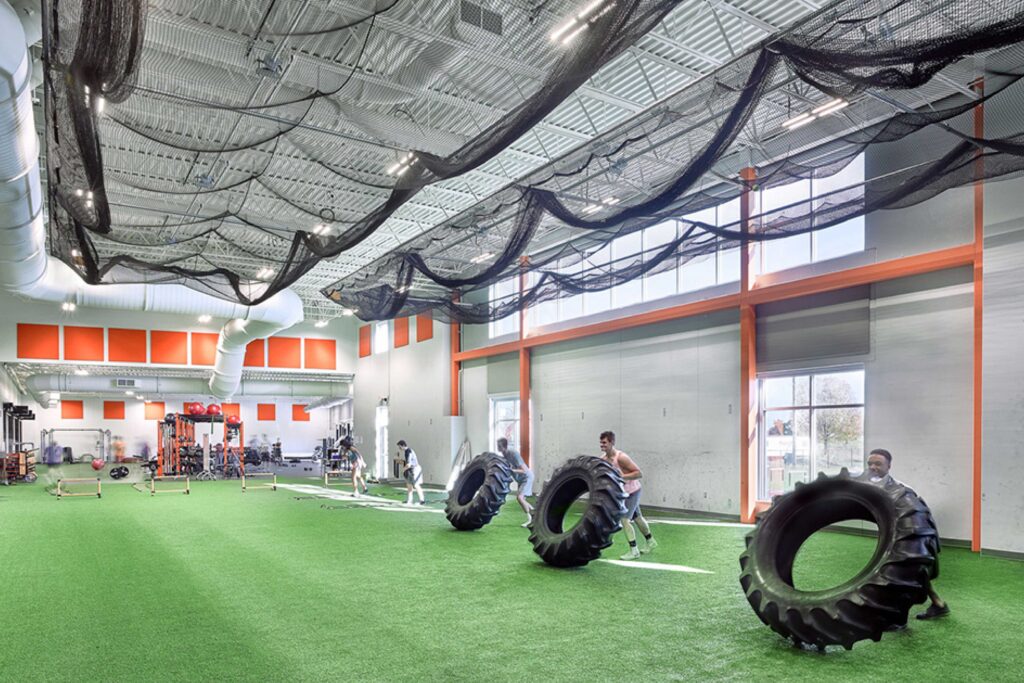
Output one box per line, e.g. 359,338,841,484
620,492,642,560
415,482,425,503
517,471,535,526
406,482,413,505
916,580,950,619
635,510,657,553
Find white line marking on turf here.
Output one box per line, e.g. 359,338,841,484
277,484,444,512
599,560,713,574
648,519,753,529
370,505,445,514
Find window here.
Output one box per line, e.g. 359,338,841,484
489,395,520,451
760,154,865,273
758,368,865,499
373,321,389,354
488,278,520,338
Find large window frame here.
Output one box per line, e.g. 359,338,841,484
488,394,520,452
758,366,866,500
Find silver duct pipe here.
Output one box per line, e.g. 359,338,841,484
0,1,304,400
25,373,349,406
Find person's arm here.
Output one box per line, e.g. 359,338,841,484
616,453,643,480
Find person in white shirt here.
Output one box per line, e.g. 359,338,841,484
399,439,425,505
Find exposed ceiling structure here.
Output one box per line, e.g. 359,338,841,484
36,0,825,321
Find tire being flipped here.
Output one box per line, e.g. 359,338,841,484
739,469,940,650
529,455,627,567
444,452,513,531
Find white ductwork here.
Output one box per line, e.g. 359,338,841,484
0,0,304,400
24,373,349,407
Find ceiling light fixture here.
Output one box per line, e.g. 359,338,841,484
61,301,77,312
198,314,212,323
314,320,329,328
312,223,330,236
582,196,620,214
782,98,849,131
256,267,275,279
551,0,615,45
387,152,418,176
125,390,134,396
341,309,354,317
74,369,89,376
470,252,495,264
71,248,81,257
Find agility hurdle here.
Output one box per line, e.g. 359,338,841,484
56,477,101,499
150,475,190,496
241,472,277,493
324,470,350,489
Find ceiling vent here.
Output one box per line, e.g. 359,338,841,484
114,378,136,388
460,1,502,36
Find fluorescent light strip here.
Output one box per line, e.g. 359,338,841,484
550,18,577,41
578,0,607,20
816,100,850,116
812,98,844,114
562,23,588,44
782,112,814,128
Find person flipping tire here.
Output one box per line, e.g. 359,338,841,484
444,453,513,531
739,468,940,650
528,455,627,568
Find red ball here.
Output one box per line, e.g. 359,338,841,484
188,402,205,416
226,414,241,426
91,458,104,471
206,403,222,416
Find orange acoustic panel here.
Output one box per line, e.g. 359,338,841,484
244,339,265,367
151,331,188,364
292,404,310,422
191,332,219,366
221,403,241,419
416,312,433,342
304,338,337,370
144,402,166,420
108,328,147,362
268,336,301,368
358,325,371,357
394,317,410,348
257,404,276,421
61,400,84,420
64,326,104,361
103,401,125,420
17,323,59,360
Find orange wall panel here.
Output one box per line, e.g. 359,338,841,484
244,340,265,367
292,404,310,422
151,331,188,364
222,403,241,419
394,317,410,348
191,332,219,366
304,338,337,370
416,312,433,342
358,325,371,357
268,337,301,368
103,401,125,420
17,323,59,360
61,400,84,420
64,326,105,361
108,328,147,362
144,402,166,420
257,404,276,421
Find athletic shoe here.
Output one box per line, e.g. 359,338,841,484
884,623,908,632
419,500,426,506
521,518,532,528
916,603,951,620
620,547,641,561
640,538,658,554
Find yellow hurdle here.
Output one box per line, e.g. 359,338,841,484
241,472,277,493
150,475,191,496
324,470,350,489
56,477,102,499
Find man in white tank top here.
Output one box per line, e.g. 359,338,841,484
599,431,657,560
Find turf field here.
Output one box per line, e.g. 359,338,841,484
1,472,1021,682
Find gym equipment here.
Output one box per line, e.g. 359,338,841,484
528,456,626,567
205,404,222,416
109,466,130,480
148,475,190,496
444,452,512,531
226,415,241,427
241,472,277,493
738,470,940,651
188,403,206,416
40,428,111,463
56,477,102,499
164,413,176,424
91,458,104,471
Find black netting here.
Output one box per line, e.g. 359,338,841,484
42,0,1024,320
324,1,1024,321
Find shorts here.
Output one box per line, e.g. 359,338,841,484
623,489,643,521
514,470,534,497
405,467,422,486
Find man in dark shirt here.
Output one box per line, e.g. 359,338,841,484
867,448,950,621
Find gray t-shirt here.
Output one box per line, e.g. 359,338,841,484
502,448,528,482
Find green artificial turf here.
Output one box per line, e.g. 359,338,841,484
1,472,1021,682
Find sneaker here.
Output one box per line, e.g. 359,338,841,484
884,623,908,632
916,603,951,620
640,537,658,554
521,518,532,528
620,547,641,561
419,500,426,506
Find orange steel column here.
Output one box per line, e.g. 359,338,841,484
971,81,984,552
739,167,759,523
450,296,461,417
518,267,531,466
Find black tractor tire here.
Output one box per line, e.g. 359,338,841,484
444,453,513,531
739,469,940,650
529,455,627,568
